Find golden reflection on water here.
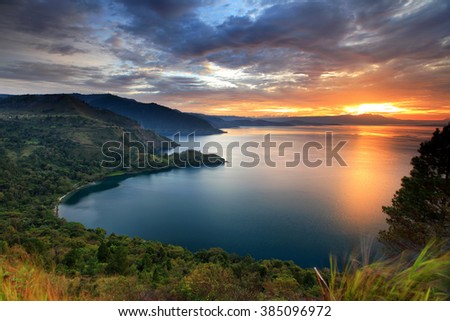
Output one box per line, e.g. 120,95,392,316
216,125,434,233
333,126,424,232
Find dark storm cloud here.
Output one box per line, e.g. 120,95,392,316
116,0,210,18
2,0,448,72
35,43,88,55
0,62,100,83
0,61,187,94
84,72,154,90
116,1,218,57
118,0,349,57
0,0,448,112
116,0,449,73
345,0,450,61
0,0,100,39
216,2,348,50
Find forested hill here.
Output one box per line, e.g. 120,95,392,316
0,94,170,149
0,93,177,213
0,94,320,300
74,93,224,136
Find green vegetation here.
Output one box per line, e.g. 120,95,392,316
0,246,71,300
0,95,320,300
74,93,224,136
328,241,450,300
379,124,450,252
0,95,448,300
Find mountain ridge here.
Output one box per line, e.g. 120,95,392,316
0,94,173,154
189,112,450,128
262,114,449,126
72,93,224,136
2,93,447,128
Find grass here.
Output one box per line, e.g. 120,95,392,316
2,242,448,301
327,241,450,300
0,247,69,301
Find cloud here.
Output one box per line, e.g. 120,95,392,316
0,0,448,118
116,0,449,69
117,0,210,18
117,0,350,58
35,43,88,55
344,0,450,61
0,61,101,83
0,0,100,39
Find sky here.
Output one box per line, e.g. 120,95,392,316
0,0,449,119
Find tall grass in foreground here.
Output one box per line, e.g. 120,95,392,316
328,241,450,300
2,243,449,300
0,247,69,300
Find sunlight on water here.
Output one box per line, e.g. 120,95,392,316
59,125,436,267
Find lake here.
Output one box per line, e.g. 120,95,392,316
59,125,435,267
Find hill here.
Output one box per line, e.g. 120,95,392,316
0,94,320,301
73,94,224,136
0,94,170,151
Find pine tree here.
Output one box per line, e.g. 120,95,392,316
379,124,450,252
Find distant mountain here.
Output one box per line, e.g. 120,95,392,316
189,113,437,128
3,93,447,129
73,94,223,136
191,113,301,128
194,112,449,128
264,114,449,126
0,94,171,153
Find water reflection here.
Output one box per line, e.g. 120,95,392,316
60,125,435,267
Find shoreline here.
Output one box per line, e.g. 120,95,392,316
53,160,223,217
53,166,170,217
54,152,226,216
53,181,97,217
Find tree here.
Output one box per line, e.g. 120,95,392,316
63,248,83,269
182,263,239,300
106,246,129,275
379,124,450,252
97,241,111,263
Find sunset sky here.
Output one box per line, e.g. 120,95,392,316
0,0,449,119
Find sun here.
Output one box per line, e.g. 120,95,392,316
344,103,403,115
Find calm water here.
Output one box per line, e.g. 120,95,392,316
59,126,434,267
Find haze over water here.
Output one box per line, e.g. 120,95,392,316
60,125,434,267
